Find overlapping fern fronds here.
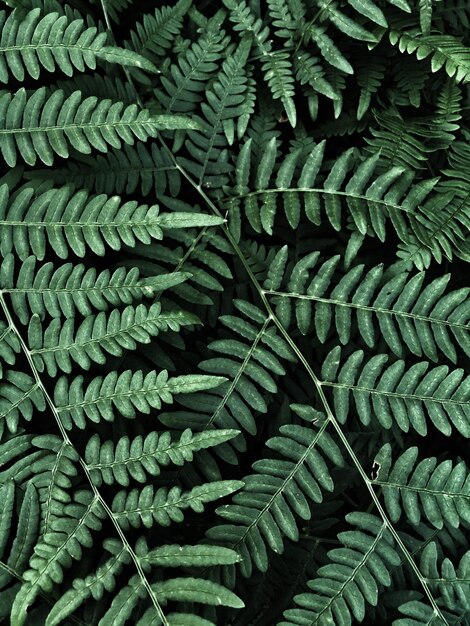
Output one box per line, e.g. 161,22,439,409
0,0,469,625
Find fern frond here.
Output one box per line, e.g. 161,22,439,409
160,299,295,467
56,73,136,103
0,8,158,83
126,0,191,64
394,599,463,626
227,140,456,263
25,141,181,197
0,319,21,379
365,109,432,169
0,183,223,261
437,0,470,31
307,0,378,42
11,490,106,626
0,88,198,167
280,513,400,626
55,368,226,429
208,408,343,576
85,428,239,486
390,54,431,107
155,12,230,114
321,346,470,437
179,35,252,187
46,538,241,626
28,303,200,376
293,50,340,104
126,229,234,309
1,254,189,323
264,251,470,363
303,24,353,74
420,543,470,614
389,30,470,82
223,0,297,126
112,480,244,530
0,370,44,434
44,538,131,626
0,436,81,547
0,481,39,595
398,138,470,268
373,444,470,529
138,540,241,568
99,568,242,626
355,53,387,119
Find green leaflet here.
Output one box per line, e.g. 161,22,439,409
0,88,199,167
11,491,107,626
0,253,191,322
85,428,240,486
0,8,159,82
0,183,222,260
208,410,344,576
280,513,401,626
390,31,470,82
263,251,470,362
27,303,200,375
321,346,470,437
373,444,470,529
112,480,244,530
55,369,227,428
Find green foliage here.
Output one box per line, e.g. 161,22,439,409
0,0,468,625
0,8,158,82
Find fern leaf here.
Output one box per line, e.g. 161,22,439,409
419,544,470,621
0,370,45,434
139,541,240,568
0,88,199,167
373,444,470,529
27,303,200,376
180,35,252,186
25,142,181,197
126,0,191,64
152,577,244,608
228,142,458,265
223,0,297,126
208,408,343,576
85,428,240,486
356,54,387,119
0,481,39,593
0,183,223,260
280,513,400,626
98,572,242,626
112,480,244,530
156,13,230,114
303,24,354,74
0,8,158,83
55,369,227,429
0,436,80,549
0,318,21,378
11,490,106,626
264,252,470,363
96,573,145,626
389,31,470,83
394,600,462,626
0,254,189,323
44,539,131,626
321,346,470,437
56,73,137,104
159,299,294,469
